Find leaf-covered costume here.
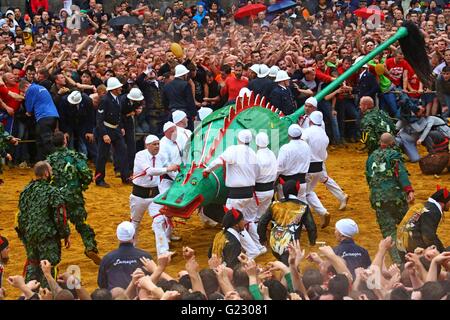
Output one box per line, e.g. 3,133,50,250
366,147,413,263
47,147,98,254
360,109,395,154
0,123,13,175
16,179,70,286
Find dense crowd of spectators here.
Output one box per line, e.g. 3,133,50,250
0,0,448,167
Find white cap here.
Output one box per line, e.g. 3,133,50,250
269,65,280,78
238,129,252,144
106,77,123,91
145,134,159,145
275,70,290,82
288,124,302,138
258,64,270,78
116,221,135,242
249,64,260,75
174,64,190,78
354,55,368,68
198,107,213,121
305,97,318,108
310,111,323,125
172,110,187,124
127,88,144,101
238,87,251,98
68,91,82,104
5,10,14,17
163,121,176,132
255,132,269,148
335,219,359,238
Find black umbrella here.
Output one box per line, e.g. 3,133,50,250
108,15,142,27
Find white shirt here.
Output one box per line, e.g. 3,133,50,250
132,150,168,188
176,125,192,158
207,144,257,187
159,136,182,179
256,148,278,183
427,198,443,217
302,125,329,162
299,114,325,130
227,228,242,244
277,139,311,176
433,62,445,76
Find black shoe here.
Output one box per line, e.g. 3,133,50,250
122,178,132,185
96,181,110,188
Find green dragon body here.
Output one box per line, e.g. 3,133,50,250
155,93,296,221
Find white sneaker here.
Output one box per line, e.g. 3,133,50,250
339,194,349,211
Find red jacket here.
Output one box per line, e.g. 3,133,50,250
315,66,333,83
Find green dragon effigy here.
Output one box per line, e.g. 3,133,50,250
154,22,433,223
155,93,296,222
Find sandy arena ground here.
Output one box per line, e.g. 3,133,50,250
1,143,449,299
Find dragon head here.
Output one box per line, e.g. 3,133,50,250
154,161,226,219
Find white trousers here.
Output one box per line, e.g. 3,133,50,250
322,165,346,202
306,172,328,216
159,178,173,194
226,197,264,258
254,190,274,221
129,194,172,256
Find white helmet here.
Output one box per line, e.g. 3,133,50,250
269,65,280,78
198,107,213,121
106,77,123,91
249,64,260,75
174,64,190,78
275,70,290,83
127,88,144,101
67,90,82,104
258,64,270,78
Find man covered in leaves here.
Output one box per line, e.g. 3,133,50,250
366,133,415,264
359,96,395,155
0,123,19,183
16,161,71,287
47,131,101,264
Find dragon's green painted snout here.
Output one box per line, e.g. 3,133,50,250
154,163,226,219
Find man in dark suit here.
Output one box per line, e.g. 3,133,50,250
398,188,450,255
59,91,96,161
248,64,273,99
136,67,168,138
94,77,129,187
162,64,196,130
355,58,380,102
120,88,144,173
269,70,297,115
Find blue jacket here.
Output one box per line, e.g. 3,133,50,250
333,239,371,277
97,243,153,290
25,84,59,122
